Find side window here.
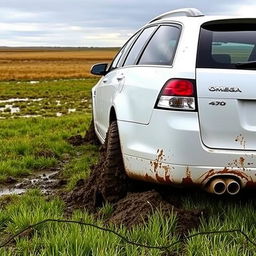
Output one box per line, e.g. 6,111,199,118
111,50,123,69
124,26,156,66
138,25,181,65
110,32,139,70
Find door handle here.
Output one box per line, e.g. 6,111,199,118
116,74,125,81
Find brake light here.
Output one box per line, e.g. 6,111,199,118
156,79,196,111
162,80,194,96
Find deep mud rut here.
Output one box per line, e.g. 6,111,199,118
63,122,205,234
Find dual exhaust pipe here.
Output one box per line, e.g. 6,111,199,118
205,178,241,195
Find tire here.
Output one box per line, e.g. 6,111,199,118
100,121,128,202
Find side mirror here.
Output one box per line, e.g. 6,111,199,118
90,63,108,76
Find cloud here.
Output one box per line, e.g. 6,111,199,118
0,0,256,46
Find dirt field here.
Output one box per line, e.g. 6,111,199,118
0,47,118,81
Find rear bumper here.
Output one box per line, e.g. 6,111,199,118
118,109,256,187
123,154,256,188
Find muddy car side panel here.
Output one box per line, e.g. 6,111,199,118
118,110,256,188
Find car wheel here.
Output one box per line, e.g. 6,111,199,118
100,121,128,202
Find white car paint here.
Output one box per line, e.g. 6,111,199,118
92,9,256,192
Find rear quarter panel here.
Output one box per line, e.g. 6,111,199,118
114,66,175,124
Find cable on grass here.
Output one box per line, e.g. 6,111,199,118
0,218,255,253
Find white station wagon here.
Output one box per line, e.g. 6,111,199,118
91,8,256,196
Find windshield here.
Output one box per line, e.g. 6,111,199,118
197,21,256,69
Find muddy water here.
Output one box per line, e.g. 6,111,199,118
0,98,43,116
0,170,61,197
0,104,20,113
0,98,43,103
0,187,26,196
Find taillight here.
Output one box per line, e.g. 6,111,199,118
156,79,196,111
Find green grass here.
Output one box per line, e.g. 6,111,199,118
0,191,180,256
0,114,98,184
1,190,256,255
0,78,99,184
0,78,97,118
62,143,99,190
181,194,256,255
0,78,256,255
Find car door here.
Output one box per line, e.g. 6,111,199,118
93,33,139,140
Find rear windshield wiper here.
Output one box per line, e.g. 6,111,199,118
235,61,256,69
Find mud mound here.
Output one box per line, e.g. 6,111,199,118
107,190,203,234
84,120,100,145
67,120,100,146
108,190,172,227
64,167,102,213
64,122,204,234
64,143,125,213
64,145,204,234
65,124,128,213
66,135,84,146
65,181,203,234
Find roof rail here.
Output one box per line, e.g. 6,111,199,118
149,8,204,23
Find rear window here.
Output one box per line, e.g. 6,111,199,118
197,21,256,69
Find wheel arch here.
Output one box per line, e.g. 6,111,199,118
109,106,117,124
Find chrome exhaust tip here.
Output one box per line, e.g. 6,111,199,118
205,178,226,195
225,178,241,195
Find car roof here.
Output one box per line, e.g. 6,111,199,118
146,8,256,27
150,16,256,26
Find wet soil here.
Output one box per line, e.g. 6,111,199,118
0,121,205,235
0,122,99,197
64,121,205,234
0,170,67,197
67,120,100,146
83,120,100,145
107,190,204,234
63,143,113,213
66,135,85,146
64,174,204,233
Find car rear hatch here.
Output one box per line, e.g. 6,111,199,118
196,19,256,150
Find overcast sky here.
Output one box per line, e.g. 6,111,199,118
1,0,256,47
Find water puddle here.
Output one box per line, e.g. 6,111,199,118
0,170,65,197
0,97,88,118
0,104,20,113
20,114,41,118
0,98,44,116
0,98,42,103
68,108,76,113
0,188,26,196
